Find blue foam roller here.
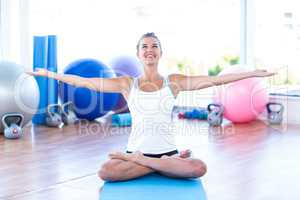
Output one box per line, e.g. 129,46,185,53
184,111,192,119
111,113,131,127
192,109,208,120
32,36,48,125
100,173,206,200
184,109,208,120
47,35,58,106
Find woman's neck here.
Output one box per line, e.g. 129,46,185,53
142,66,162,82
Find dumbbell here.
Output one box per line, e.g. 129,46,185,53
207,103,224,126
61,101,78,125
1,113,24,139
266,102,284,124
46,104,63,127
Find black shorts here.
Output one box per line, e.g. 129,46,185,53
126,150,179,158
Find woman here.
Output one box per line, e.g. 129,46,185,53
28,32,275,182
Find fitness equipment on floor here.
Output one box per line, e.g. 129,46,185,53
2,113,24,139
32,36,48,125
32,35,59,125
178,108,208,120
111,113,132,127
59,58,119,120
0,61,39,133
61,101,79,125
216,65,269,123
46,104,63,127
47,35,59,106
207,103,224,126
266,102,284,124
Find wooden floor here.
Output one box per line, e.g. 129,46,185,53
1,117,300,200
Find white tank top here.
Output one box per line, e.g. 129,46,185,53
126,76,177,154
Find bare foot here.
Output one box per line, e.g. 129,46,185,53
179,149,192,158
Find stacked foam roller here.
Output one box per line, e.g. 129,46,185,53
32,35,58,125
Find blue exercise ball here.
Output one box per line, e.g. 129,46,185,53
109,55,143,113
60,58,119,120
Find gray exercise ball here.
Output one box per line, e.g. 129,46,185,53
0,61,40,133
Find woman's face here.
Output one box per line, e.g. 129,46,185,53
137,37,162,66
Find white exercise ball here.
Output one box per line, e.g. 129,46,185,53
0,61,40,133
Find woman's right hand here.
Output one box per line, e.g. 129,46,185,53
26,68,53,77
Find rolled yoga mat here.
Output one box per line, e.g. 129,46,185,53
111,113,131,127
100,173,207,200
32,36,48,125
47,35,58,106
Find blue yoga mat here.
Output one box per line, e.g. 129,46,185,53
100,173,206,200
32,36,48,125
47,35,58,106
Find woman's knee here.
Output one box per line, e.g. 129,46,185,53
98,160,123,181
190,159,207,178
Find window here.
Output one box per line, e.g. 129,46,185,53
254,0,300,85
30,0,240,75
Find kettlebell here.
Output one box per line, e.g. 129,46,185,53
266,102,284,124
1,113,24,139
61,101,78,125
207,103,224,126
46,104,63,127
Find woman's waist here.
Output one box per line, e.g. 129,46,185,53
126,149,178,157
127,135,177,154
130,120,175,135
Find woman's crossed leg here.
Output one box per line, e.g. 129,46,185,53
98,150,206,182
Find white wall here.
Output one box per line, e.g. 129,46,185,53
0,0,30,68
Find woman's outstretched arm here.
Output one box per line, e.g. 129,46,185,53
169,69,276,94
27,68,132,93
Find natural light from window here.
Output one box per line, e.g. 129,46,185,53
29,0,240,76
255,0,300,85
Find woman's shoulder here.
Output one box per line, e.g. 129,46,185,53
116,75,135,82
167,73,186,83
112,76,135,90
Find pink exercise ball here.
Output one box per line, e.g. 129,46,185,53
215,65,269,123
